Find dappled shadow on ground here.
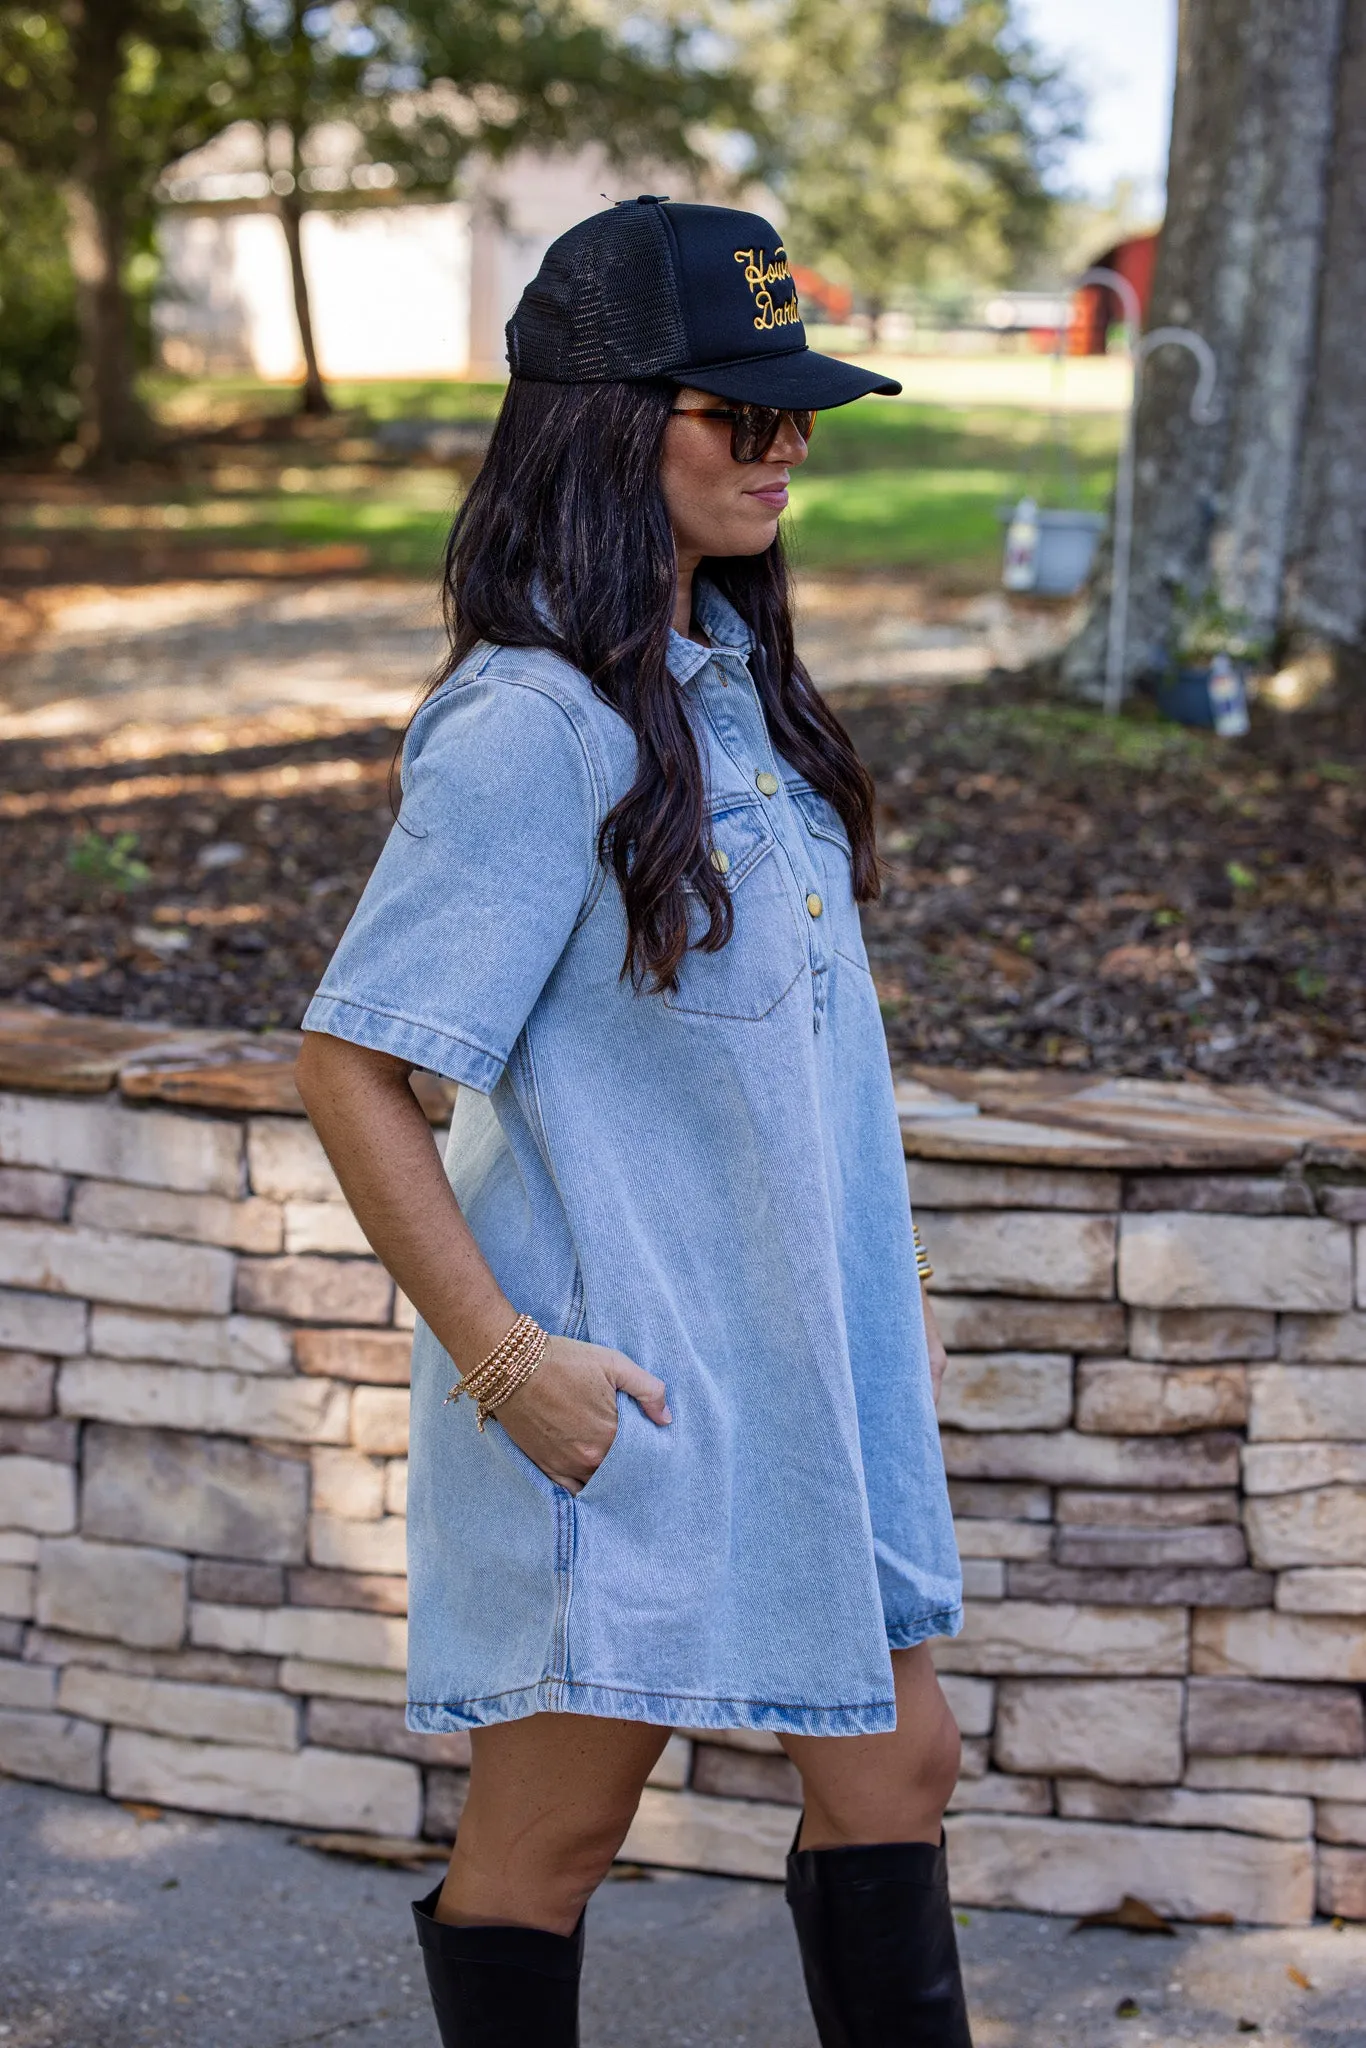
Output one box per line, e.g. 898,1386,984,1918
0,707,405,1032
0,1777,434,2048
0,578,443,729
952,1904,1366,2047
1,1779,814,2048
4,662,1363,1089
4,1782,1363,2048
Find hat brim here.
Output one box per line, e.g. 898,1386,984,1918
670,346,901,408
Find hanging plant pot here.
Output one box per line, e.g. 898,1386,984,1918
1001,498,1106,597
1156,652,1250,735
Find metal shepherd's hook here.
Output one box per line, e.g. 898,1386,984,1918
1068,268,1219,715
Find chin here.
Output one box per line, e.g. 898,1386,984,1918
710,519,782,559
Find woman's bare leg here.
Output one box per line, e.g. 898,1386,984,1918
435,1713,670,1936
779,1643,960,1849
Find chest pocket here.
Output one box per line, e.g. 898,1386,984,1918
787,782,873,976
663,800,806,1021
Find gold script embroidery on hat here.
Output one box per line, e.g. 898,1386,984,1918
733,247,801,332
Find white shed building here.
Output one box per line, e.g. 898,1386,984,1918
155,123,674,384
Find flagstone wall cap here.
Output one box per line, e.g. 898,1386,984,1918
893,1080,980,1122
0,1004,457,1121
0,1006,232,1096
1304,1129,1366,1171
899,1065,1366,1172
119,1033,309,1115
0,1004,1359,1162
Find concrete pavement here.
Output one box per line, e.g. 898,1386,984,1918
3,1779,1363,2047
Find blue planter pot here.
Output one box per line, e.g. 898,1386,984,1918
1156,660,1250,736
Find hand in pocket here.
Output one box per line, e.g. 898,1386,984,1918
495,1335,670,1493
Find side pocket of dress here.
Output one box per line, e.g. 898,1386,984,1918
487,1408,569,1504
562,1260,588,1340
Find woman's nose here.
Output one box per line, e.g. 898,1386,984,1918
771,415,811,465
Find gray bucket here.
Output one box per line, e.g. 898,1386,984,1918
1001,502,1105,597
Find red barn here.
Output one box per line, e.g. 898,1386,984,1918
791,266,854,325
1068,230,1161,354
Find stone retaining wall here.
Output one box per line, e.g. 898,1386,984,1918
2,1005,1365,1925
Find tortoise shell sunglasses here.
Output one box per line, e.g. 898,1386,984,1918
669,401,817,463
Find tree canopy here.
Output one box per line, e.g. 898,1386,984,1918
0,0,1074,456
728,0,1077,315
197,3,744,195
197,1,748,409
0,1,226,457
0,0,747,454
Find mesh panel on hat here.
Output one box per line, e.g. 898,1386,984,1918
507,204,689,382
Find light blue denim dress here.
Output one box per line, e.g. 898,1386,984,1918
304,583,962,1737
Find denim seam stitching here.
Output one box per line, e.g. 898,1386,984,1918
514,1030,590,1343
306,993,505,1069
664,790,808,1019
398,641,502,786
479,662,611,934
662,957,807,1022
550,1488,573,1708
409,653,611,932
409,1680,896,1713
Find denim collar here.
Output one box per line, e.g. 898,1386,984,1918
666,582,754,686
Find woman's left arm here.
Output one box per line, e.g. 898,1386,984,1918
922,1286,948,1408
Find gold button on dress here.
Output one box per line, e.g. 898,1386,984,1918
755,770,779,796
710,847,731,874
806,892,823,917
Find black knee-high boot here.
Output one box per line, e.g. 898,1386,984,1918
784,1829,973,2048
412,1884,584,2047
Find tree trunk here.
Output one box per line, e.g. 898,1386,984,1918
277,129,330,418
1283,0,1366,650
1061,0,1345,696
1207,0,1342,627
64,3,153,466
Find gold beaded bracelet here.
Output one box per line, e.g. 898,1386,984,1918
446,1311,549,1431
456,1315,546,1412
913,1223,934,1285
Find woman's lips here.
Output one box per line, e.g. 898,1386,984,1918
745,483,789,510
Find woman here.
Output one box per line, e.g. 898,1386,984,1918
296,196,971,2047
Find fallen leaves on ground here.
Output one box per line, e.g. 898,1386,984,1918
1073,1894,1177,1935
293,1830,451,1873
4,675,1364,1092
119,1802,164,1823
850,682,1366,1088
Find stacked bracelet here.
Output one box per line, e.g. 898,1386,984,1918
446,1312,549,1431
913,1223,934,1285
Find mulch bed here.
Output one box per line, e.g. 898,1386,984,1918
856,680,1366,1090
3,677,1364,1092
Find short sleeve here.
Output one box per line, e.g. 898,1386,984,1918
302,661,602,1092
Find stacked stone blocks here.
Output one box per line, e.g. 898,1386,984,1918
2,1011,1364,1926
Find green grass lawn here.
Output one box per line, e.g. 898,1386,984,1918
144,373,510,427
788,399,1118,572
177,487,458,575
4,377,1121,580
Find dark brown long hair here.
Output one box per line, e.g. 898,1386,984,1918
433,374,879,992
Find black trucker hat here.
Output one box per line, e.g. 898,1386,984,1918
506,196,901,408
